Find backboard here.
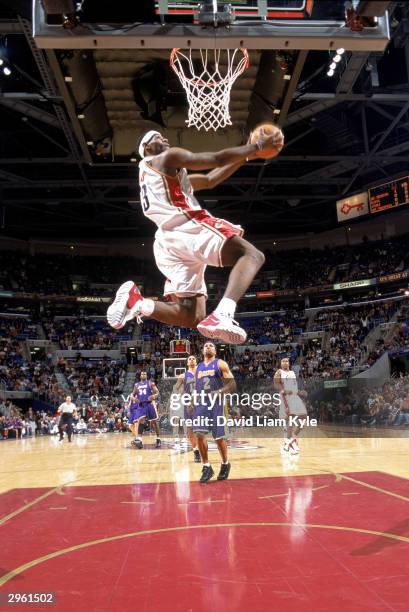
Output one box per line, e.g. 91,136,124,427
33,0,390,51
157,1,315,21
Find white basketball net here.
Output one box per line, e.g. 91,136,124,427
170,48,249,131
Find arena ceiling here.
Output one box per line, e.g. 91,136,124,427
0,1,409,240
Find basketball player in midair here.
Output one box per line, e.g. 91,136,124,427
131,371,161,449
193,342,235,483
107,129,284,344
174,355,201,462
274,357,308,455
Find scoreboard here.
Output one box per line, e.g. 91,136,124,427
170,339,190,354
369,176,409,214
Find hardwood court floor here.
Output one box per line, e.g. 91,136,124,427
1,430,409,611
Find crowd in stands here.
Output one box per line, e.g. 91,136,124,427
0,328,63,399
0,233,407,298
42,317,134,350
3,369,409,437
0,397,131,438
299,301,400,379
388,304,409,353
57,355,127,399
0,400,25,438
308,374,409,427
0,316,38,339
0,251,144,295
239,310,306,345
261,234,409,291
0,317,38,389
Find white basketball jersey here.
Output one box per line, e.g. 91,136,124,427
277,369,299,394
139,157,206,231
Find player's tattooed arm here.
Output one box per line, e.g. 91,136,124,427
189,160,243,192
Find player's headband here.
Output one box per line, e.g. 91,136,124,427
138,130,161,158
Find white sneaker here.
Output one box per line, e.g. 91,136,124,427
197,311,247,345
107,281,143,330
288,438,300,455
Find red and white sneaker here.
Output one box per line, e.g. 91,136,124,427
197,312,247,345
107,281,143,329
288,438,299,455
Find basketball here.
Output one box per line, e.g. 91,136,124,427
250,123,284,159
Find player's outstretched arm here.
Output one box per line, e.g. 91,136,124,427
189,160,243,192
189,132,277,191
162,128,283,172
162,144,257,171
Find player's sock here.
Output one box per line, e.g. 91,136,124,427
214,297,236,318
203,462,210,467
131,298,154,317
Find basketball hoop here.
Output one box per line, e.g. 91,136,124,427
170,48,249,131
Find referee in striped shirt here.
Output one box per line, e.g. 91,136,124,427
58,396,77,443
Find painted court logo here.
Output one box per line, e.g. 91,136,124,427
153,439,263,453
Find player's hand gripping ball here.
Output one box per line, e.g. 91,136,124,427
250,123,284,159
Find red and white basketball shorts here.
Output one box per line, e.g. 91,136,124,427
279,393,307,420
154,217,243,298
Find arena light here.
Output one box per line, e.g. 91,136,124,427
3,66,11,76
327,69,335,77
330,62,336,70
334,54,342,63
336,48,345,55
0,59,3,66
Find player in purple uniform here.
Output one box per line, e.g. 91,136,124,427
132,371,160,449
174,355,201,462
193,342,235,483
125,394,143,446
